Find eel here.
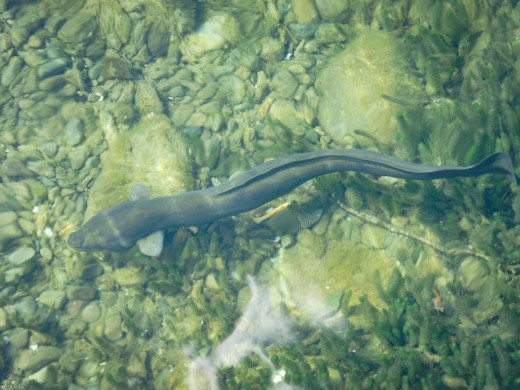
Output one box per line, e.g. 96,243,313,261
67,148,518,252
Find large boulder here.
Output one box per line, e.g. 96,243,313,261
316,30,423,147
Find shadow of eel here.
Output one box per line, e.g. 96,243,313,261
68,149,518,252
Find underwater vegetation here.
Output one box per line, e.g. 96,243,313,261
249,266,520,390
1,0,520,388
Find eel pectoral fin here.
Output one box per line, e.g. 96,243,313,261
137,230,164,257
131,184,164,257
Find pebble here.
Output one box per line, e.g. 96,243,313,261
37,57,71,78
40,247,53,260
259,37,283,62
66,286,97,301
1,56,23,87
292,0,319,24
67,318,87,335
17,346,61,373
8,327,29,349
68,145,89,170
0,308,8,331
2,158,33,178
104,312,123,341
14,296,37,317
112,268,143,286
0,211,17,226
205,273,219,290
135,80,164,115
81,303,102,323
280,234,295,248
67,300,87,317
271,69,299,99
57,12,96,44
17,218,36,235
38,75,67,91
38,142,58,158
7,245,36,266
26,160,54,177
298,209,323,229
63,117,84,146
89,56,132,81
146,23,169,57
27,34,43,48
39,290,66,310
27,364,56,385
5,268,25,283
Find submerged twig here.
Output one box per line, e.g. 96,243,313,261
337,202,491,262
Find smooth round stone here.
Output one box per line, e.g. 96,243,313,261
27,364,56,385
25,101,57,119
63,117,84,146
27,34,44,48
14,296,37,316
2,158,33,177
181,13,239,60
0,211,17,226
104,312,123,341
18,98,34,110
57,12,96,44
292,0,319,23
81,303,101,323
146,23,169,57
270,68,298,99
7,245,36,266
17,218,36,236
268,99,304,130
5,268,24,283
37,57,70,78
205,273,219,290
38,290,66,310
68,145,89,170
17,346,61,373
39,247,53,260
280,234,295,248
38,142,58,158
1,56,23,87
66,286,96,301
67,318,87,335
8,327,29,349
26,160,54,177
38,75,67,91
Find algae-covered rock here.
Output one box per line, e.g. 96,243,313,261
278,220,398,328
314,0,349,22
277,205,462,329
180,12,239,61
85,114,193,219
316,31,422,147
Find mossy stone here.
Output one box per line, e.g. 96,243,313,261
85,114,193,219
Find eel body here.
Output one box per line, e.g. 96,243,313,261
67,149,518,252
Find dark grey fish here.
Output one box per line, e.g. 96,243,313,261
67,149,518,252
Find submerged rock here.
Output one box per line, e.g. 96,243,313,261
278,220,398,328
181,13,239,61
17,346,61,373
85,114,193,219
316,30,422,147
